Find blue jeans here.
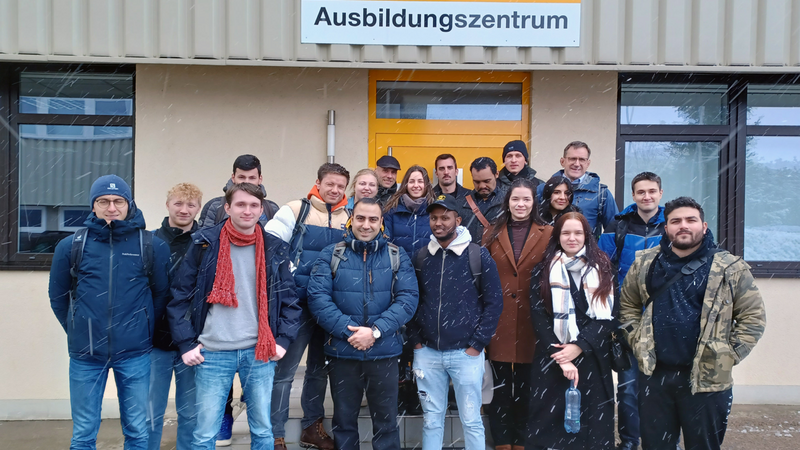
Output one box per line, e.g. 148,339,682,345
617,352,640,445
412,346,485,450
270,312,328,438
146,348,196,450
69,353,150,450
193,347,276,450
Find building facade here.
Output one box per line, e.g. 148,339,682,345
0,0,796,419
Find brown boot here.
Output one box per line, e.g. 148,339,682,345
274,437,287,450
299,418,334,450
495,445,512,450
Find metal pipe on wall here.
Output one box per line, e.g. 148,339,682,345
327,110,335,163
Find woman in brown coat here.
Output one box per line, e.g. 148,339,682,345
483,178,553,450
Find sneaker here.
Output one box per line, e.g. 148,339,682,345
299,418,334,450
215,413,234,447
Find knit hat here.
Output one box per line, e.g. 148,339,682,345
503,140,529,162
90,174,132,207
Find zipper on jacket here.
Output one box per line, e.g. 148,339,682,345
362,249,369,330
88,319,93,356
437,250,447,349
107,227,114,360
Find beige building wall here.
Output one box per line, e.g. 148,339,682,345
0,66,793,420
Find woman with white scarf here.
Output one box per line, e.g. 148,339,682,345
526,212,618,450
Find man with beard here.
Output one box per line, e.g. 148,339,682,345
408,195,502,450
457,157,505,244
621,197,766,450
432,153,471,201
374,155,401,206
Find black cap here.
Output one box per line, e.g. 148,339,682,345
426,194,459,215
376,155,401,170
503,140,529,162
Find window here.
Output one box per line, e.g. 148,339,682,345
0,64,135,268
618,74,800,277
376,81,523,121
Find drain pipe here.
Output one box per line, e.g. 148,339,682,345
327,110,335,163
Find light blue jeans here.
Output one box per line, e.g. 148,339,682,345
412,346,485,450
193,347,276,450
69,353,150,450
146,348,196,450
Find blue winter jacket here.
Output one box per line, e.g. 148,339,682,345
166,221,303,355
307,231,419,360
383,200,432,258
598,204,665,284
406,227,503,352
537,170,618,235
49,207,171,362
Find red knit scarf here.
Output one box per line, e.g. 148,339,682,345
207,220,276,361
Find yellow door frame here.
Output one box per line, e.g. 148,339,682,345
368,69,531,169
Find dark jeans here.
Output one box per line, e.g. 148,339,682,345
329,358,400,450
486,361,530,446
639,366,733,450
616,352,640,445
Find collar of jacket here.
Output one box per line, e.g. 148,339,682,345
344,229,387,254
307,187,348,212
551,170,602,192
617,204,665,225
84,204,147,239
499,164,537,183
427,225,472,256
193,220,289,260
157,217,199,243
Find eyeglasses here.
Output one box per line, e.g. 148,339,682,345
565,157,589,164
95,198,128,208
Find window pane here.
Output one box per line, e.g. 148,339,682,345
624,141,720,237
747,85,800,126
744,136,800,261
18,72,133,116
620,83,729,125
376,81,522,120
19,208,43,228
62,209,90,228
17,124,133,253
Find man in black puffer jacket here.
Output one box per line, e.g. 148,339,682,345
307,198,419,450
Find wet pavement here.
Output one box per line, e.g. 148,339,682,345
1,404,798,449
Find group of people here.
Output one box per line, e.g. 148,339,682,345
49,140,766,450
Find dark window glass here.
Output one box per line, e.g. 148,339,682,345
62,209,91,228
620,83,729,125
18,72,133,116
376,81,522,120
19,208,43,228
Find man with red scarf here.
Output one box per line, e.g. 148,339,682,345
168,182,302,450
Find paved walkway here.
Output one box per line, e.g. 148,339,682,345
1,404,799,449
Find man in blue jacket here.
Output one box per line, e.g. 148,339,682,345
49,174,172,450
167,183,302,450
598,171,665,450
538,141,618,236
408,195,503,450
307,197,419,450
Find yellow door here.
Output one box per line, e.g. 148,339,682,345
369,70,530,190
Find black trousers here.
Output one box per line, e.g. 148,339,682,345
329,357,400,450
486,361,531,446
639,365,733,450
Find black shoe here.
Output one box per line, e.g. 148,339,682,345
616,442,638,450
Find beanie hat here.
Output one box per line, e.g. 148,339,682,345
90,174,132,208
503,140,529,162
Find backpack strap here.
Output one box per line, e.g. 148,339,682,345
69,228,89,302
611,219,629,267
291,198,312,266
594,184,609,237
643,249,722,311
414,246,427,272
329,241,348,278
465,194,490,229
387,243,400,298
467,242,483,294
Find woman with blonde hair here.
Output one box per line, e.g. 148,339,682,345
345,169,379,212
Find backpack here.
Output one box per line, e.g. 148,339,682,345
69,227,154,302
290,198,351,267
593,183,609,237
330,241,402,296
611,218,629,267
413,242,483,294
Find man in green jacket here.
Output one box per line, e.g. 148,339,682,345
620,196,766,450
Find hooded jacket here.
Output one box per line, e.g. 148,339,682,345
198,179,279,229
537,170,618,235
598,204,665,283
264,188,350,301
49,206,171,362
620,244,767,393
497,165,543,192
407,226,503,352
307,231,419,361
167,221,302,355
383,198,432,257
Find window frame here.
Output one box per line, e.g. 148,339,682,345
0,63,135,270
617,73,800,278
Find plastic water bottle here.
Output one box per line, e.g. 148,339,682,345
564,380,581,434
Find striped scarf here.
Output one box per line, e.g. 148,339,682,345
549,247,614,344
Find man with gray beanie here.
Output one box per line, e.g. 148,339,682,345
49,174,171,450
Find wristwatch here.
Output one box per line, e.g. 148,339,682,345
372,326,381,339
